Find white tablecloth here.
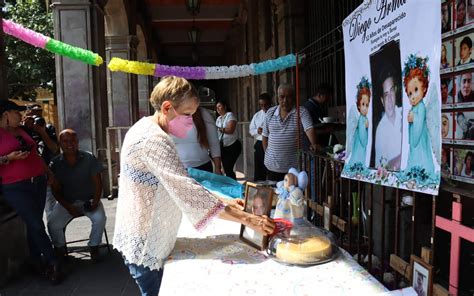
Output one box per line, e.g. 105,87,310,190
159,218,388,296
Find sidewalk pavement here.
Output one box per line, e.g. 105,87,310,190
0,170,251,296
0,199,141,296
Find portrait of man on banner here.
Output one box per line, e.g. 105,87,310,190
370,41,403,171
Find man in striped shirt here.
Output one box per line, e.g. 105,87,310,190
262,83,318,181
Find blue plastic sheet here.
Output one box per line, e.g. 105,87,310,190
187,168,243,199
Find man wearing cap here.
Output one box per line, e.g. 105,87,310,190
0,99,61,284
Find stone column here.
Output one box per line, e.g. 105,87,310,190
105,35,139,126
51,0,108,153
137,70,151,118
0,0,7,100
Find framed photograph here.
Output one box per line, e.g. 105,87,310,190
456,0,468,30
441,77,454,106
454,110,474,144
441,41,453,71
441,147,452,175
452,148,474,182
454,32,474,70
469,0,474,23
240,182,273,250
454,71,474,106
442,1,452,34
410,255,433,296
442,112,454,142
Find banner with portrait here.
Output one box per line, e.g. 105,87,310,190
341,0,442,195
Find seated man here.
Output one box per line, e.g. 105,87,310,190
47,129,106,261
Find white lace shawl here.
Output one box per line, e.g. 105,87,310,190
113,117,225,271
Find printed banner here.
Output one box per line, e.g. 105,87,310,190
341,0,441,195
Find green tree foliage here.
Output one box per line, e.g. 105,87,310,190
4,0,54,100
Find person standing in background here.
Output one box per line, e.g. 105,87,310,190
0,100,61,285
216,100,242,180
22,104,60,218
249,93,271,181
173,107,222,174
262,83,317,181
303,84,333,147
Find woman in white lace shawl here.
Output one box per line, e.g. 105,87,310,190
113,76,275,296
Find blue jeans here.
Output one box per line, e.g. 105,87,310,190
2,175,57,265
47,200,106,247
126,262,164,296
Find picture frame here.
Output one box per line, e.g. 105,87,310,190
454,111,474,145
239,182,274,251
410,255,433,296
452,148,474,183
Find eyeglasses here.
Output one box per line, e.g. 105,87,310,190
463,78,472,84
383,85,396,100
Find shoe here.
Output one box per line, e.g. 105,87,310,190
89,246,100,263
29,260,47,276
54,246,67,258
46,264,62,285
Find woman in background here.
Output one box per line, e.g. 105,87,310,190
173,107,222,174
0,100,60,285
215,100,242,179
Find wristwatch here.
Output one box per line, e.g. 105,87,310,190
0,155,9,165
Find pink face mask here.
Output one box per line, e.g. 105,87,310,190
168,107,194,138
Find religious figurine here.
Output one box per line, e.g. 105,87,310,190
274,168,308,224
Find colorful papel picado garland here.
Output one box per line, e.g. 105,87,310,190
2,18,297,78
107,54,297,80
2,19,103,66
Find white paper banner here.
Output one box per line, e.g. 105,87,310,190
341,0,441,195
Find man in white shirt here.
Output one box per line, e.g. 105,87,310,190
375,70,402,170
249,93,272,181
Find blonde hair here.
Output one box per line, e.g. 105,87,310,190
149,76,198,111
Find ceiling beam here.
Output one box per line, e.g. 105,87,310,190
152,20,233,29
146,0,240,5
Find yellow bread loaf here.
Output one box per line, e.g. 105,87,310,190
275,237,332,264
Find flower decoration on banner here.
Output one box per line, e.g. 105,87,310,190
356,76,371,91
107,54,297,80
403,54,430,81
2,19,103,66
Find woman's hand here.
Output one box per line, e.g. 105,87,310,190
247,215,275,235
219,199,244,210
7,150,30,161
